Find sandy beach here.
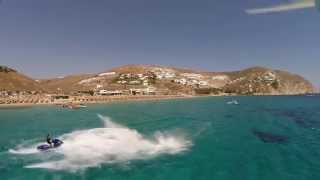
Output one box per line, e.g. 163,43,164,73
0,95,197,108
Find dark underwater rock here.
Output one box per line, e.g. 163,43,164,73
279,110,319,128
255,107,319,129
224,114,233,118
252,129,288,143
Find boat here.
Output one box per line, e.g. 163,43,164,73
78,104,87,108
69,104,87,109
37,139,63,151
61,103,86,109
227,100,239,105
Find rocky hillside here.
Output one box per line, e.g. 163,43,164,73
39,74,94,94
0,66,44,91
0,65,314,95
222,67,314,95
41,64,313,95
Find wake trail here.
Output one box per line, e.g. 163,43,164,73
10,114,192,171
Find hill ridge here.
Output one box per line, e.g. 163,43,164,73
0,64,314,95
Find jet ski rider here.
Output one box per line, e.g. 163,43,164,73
47,134,53,147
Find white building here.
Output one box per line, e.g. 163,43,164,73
199,81,208,86
187,79,199,86
181,73,203,79
143,80,149,86
96,84,103,89
129,80,140,85
98,72,116,76
130,86,156,95
212,75,229,81
144,86,156,95
0,91,8,97
151,68,176,79
174,78,187,85
99,90,122,96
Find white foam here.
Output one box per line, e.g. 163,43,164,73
9,140,43,155
19,115,191,171
9,148,39,155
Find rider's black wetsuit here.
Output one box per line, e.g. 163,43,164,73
46,134,53,146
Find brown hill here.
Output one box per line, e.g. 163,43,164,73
53,65,314,95
0,64,314,95
0,66,43,91
223,67,314,95
39,74,94,93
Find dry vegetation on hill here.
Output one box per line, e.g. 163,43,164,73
0,65,314,95
0,66,43,91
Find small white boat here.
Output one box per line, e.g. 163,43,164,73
61,104,87,109
72,104,87,109
227,100,239,105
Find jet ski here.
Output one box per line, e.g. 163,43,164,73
37,139,63,151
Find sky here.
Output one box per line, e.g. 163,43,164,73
0,0,319,86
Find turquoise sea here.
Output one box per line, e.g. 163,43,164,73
1,96,320,180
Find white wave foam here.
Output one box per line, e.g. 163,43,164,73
20,114,191,171
9,148,39,155
9,140,43,155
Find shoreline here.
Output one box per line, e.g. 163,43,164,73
0,94,312,108
0,95,197,108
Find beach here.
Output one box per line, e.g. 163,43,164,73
0,94,197,108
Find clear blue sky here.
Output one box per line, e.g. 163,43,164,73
0,0,319,86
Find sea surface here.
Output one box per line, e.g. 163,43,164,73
1,96,320,180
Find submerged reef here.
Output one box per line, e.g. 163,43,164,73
252,129,288,143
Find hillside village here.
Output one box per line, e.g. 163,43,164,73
0,65,315,105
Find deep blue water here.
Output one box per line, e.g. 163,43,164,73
1,96,320,180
